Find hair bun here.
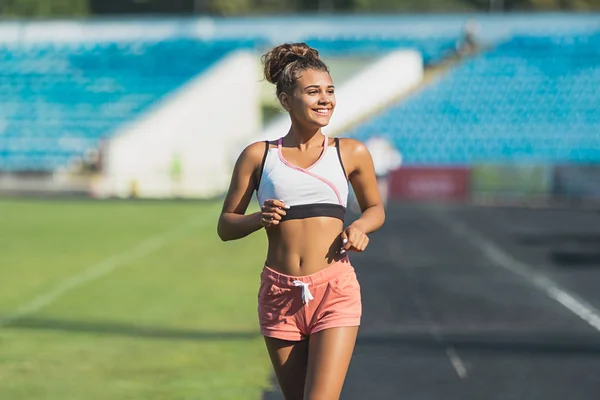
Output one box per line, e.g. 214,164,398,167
288,43,319,60
262,43,320,85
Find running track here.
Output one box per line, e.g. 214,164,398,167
263,202,600,399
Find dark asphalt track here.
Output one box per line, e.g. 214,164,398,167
263,202,600,400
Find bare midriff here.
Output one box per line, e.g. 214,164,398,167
264,216,346,276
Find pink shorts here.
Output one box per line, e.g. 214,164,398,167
257,257,362,341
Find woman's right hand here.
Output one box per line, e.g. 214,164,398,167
260,199,289,229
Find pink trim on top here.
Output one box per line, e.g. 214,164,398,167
277,135,343,206
277,135,328,171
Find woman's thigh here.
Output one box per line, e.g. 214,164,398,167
303,326,359,400
264,336,310,400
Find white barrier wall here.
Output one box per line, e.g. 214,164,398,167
242,50,423,147
95,50,260,198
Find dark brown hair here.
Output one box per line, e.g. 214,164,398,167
261,42,329,97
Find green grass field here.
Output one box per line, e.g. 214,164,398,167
0,199,272,400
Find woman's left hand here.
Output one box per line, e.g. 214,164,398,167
340,223,369,254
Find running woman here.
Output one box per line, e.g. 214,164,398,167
218,42,385,400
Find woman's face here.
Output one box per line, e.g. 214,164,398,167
281,69,336,129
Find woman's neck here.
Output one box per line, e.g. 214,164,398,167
285,126,324,149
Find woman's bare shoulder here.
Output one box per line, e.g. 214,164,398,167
337,137,369,156
238,140,271,165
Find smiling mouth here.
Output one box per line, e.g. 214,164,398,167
313,109,331,116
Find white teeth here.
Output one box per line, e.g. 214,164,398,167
315,109,329,115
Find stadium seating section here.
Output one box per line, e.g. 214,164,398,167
0,39,258,171
1,31,598,171
347,33,600,164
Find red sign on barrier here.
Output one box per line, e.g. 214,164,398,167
389,166,470,201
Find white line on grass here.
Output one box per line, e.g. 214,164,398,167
431,208,600,333
0,213,213,328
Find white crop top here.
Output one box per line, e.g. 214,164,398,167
256,135,349,221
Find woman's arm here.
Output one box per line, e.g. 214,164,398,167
340,138,386,252
217,142,265,241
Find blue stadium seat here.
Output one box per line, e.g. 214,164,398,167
346,33,600,164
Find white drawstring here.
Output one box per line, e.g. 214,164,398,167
292,280,314,306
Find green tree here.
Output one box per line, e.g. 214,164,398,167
0,0,88,17
206,0,253,15
353,0,476,11
530,0,600,9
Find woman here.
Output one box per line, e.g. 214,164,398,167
217,42,385,400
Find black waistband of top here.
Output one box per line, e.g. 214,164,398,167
281,203,346,222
